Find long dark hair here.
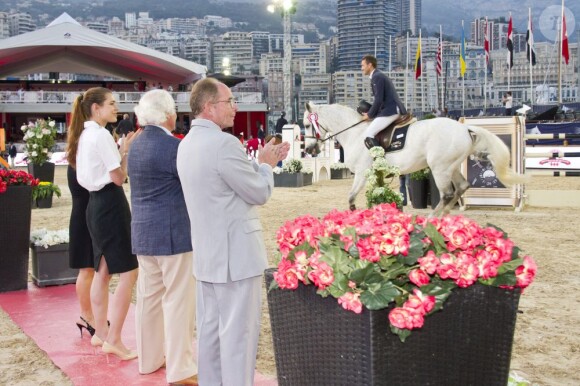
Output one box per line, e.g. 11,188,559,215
66,87,111,167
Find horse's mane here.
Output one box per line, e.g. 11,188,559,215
317,103,361,124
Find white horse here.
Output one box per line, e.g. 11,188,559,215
303,102,528,216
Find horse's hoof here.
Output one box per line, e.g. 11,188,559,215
349,205,356,211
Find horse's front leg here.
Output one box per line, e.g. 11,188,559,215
348,172,366,210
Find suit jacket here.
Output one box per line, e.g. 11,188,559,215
177,119,272,283
128,125,192,256
117,119,134,136
367,69,407,119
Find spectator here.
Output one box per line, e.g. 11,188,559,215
502,92,513,116
257,121,265,145
8,142,17,168
275,112,287,134
176,78,289,385
246,135,259,158
129,89,198,385
116,114,134,136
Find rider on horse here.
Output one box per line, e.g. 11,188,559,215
360,55,407,150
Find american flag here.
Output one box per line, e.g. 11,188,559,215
436,34,442,76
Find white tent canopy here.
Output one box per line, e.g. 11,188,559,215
0,13,206,84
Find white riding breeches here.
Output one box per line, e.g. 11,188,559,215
364,114,400,138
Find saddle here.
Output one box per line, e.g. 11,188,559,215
357,100,415,151
375,114,416,151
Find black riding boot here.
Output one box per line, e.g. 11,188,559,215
364,137,380,150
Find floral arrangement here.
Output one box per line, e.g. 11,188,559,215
21,118,57,166
364,147,403,209
0,169,39,194
282,158,303,174
410,167,430,181
32,181,62,201
271,203,536,341
30,228,69,248
330,163,349,170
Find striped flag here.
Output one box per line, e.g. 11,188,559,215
415,33,422,79
526,10,536,65
484,18,490,66
562,12,569,64
507,14,513,69
436,32,443,76
459,23,466,77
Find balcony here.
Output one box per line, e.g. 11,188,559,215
0,90,266,113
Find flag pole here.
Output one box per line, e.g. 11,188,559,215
419,29,424,113
484,17,488,114
405,31,409,109
462,20,465,117
508,12,511,93
529,8,533,108
559,0,564,104
439,25,443,111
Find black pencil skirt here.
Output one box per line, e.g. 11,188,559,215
67,165,94,269
87,183,138,274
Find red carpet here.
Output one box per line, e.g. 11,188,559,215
0,284,277,385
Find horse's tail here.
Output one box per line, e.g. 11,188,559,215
468,126,530,185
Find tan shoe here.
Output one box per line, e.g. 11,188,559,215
170,374,198,385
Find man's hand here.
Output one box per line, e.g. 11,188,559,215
258,137,290,167
362,113,369,121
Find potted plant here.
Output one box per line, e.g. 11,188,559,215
30,229,77,287
22,118,58,183
330,163,352,179
274,159,313,187
409,167,430,209
267,204,536,385
364,147,403,210
0,169,39,292
32,181,61,209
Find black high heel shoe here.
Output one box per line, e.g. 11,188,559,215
76,316,96,337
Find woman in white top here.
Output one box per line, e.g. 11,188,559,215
67,87,140,361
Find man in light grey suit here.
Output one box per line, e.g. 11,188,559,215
177,78,289,386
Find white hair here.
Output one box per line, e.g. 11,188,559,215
134,89,176,125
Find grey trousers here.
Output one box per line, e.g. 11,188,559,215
196,275,262,386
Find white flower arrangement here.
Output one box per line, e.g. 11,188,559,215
282,159,303,174
330,163,349,170
302,167,313,174
30,228,69,249
273,166,284,174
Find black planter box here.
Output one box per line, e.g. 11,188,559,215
30,244,77,287
330,168,352,179
429,174,441,209
0,186,32,292
27,161,55,184
274,172,312,187
265,268,520,386
35,192,54,209
409,179,428,209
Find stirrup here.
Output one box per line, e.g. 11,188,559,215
364,137,380,150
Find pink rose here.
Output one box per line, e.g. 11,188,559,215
404,289,436,314
307,262,334,290
515,256,537,289
409,268,431,287
338,292,363,314
418,250,440,275
389,307,415,330
273,260,299,290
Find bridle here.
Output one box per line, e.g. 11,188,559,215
306,112,366,144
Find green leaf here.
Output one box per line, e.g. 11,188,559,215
486,223,508,238
360,282,400,310
350,264,384,286
396,253,418,266
268,278,279,292
497,257,524,274
378,255,396,271
327,272,349,298
390,325,412,342
348,244,360,259
406,233,425,262
423,223,447,254
479,272,517,287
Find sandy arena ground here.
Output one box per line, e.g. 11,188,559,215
1,166,579,385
